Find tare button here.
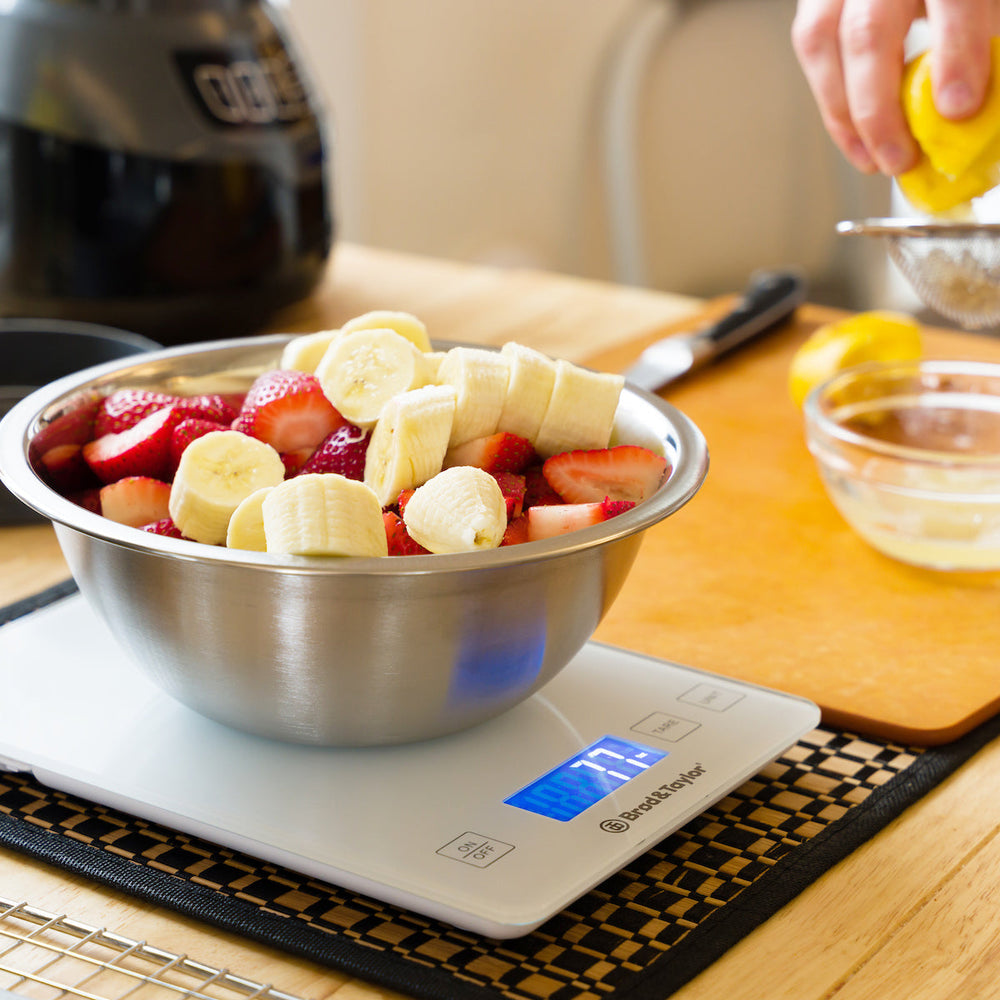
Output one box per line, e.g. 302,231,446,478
438,832,515,868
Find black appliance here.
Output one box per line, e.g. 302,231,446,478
0,0,332,344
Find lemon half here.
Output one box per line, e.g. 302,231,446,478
897,37,1000,215
788,311,923,407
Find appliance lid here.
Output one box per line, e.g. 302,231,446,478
0,0,327,170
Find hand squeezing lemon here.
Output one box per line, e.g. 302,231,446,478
897,37,1000,215
788,311,923,407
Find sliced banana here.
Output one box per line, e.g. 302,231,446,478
225,486,274,551
261,473,388,557
315,328,429,429
403,466,507,554
436,346,511,446
169,431,285,545
497,341,558,441
533,360,625,457
363,384,457,507
341,310,433,353
279,329,343,374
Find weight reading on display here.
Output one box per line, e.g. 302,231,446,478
504,735,667,822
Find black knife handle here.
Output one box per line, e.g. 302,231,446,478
697,270,807,354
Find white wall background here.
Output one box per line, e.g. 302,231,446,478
278,0,895,308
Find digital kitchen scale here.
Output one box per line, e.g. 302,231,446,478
0,594,819,939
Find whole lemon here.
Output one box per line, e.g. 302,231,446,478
897,37,1000,215
788,311,923,407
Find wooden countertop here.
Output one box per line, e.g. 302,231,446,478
3,243,1000,1000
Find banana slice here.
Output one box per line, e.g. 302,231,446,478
169,430,285,545
262,473,388,557
341,310,433,353
226,486,274,551
436,346,511,446
403,466,507,554
364,384,457,506
533,361,625,457
315,328,429,429
497,341,558,441
280,329,343,374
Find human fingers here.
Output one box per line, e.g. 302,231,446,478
924,0,993,118
792,0,879,172
839,0,925,175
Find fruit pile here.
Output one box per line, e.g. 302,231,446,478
29,311,670,557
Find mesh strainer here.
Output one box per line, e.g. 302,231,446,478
837,218,1000,330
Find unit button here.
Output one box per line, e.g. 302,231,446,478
632,712,701,742
679,683,745,712
437,832,515,868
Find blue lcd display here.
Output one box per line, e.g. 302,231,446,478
504,735,667,822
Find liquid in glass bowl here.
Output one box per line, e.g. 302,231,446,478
803,360,1000,570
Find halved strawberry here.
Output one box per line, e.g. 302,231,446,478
168,417,230,477
492,471,527,520
501,513,530,546
526,499,632,541
94,389,238,436
395,488,416,516
523,464,563,507
141,517,185,538
82,405,184,483
28,397,100,462
299,423,371,481
281,447,316,479
444,431,537,474
383,510,431,555
99,476,172,528
542,445,669,504
37,443,100,494
237,370,345,453
68,487,102,514
95,389,178,436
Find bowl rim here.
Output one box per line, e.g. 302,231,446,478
0,333,709,575
803,356,1000,467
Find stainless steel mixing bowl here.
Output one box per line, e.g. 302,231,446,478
0,335,708,745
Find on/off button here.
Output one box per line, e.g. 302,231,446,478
437,832,515,868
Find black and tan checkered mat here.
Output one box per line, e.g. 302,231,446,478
3,585,999,1000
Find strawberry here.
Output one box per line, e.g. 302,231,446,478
542,445,669,504
501,513,530,546
525,500,632,541
28,397,99,462
82,405,184,483
94,390,238,437
236,369,345,453
94,390,178,436
300,423,371,480
523,464,563,507
99,476,172,528
601,498,636,518
37,443,100,494
141,517,185,538
168,417,230,477
68,487,102,514
383,510,430,555
492,471,526,520
395,488,416,516
281,447,316,479
444,431,537,474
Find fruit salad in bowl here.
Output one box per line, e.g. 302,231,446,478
0,315,708,746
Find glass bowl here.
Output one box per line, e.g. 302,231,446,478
803,359,1000,571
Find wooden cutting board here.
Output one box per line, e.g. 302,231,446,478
587,302,1000,746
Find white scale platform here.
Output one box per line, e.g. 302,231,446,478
0,595,819,939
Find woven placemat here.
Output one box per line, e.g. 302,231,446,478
2,584,999,1000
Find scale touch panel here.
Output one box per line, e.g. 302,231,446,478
0,595,819,938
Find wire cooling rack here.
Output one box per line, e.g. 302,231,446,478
0,899,309,1000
